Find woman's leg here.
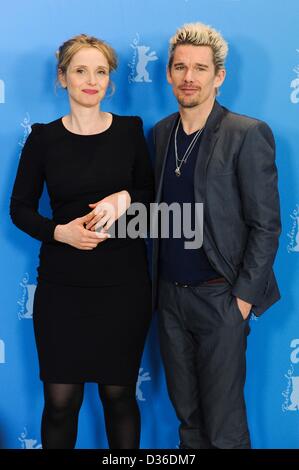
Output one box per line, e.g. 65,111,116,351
98,384,140,449
41,383,84,449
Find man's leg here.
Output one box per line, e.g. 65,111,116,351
158,280,212,449
186,282,251,449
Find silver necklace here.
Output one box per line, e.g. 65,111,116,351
174,118,204,177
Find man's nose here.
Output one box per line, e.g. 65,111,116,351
184,68,194,82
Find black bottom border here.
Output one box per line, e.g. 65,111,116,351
0,449,299,465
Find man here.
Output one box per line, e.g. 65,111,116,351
152,23,281,449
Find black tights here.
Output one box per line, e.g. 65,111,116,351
41,383,140,449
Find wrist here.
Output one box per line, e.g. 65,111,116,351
54,224,65,242
121,190,131,206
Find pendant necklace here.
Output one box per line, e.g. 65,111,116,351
174,118,204,177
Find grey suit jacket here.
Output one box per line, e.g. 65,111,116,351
152,100,281,316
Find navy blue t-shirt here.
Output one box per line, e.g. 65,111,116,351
159,119,219,284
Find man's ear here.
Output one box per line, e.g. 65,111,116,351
166,65,173,85
215,68,226,89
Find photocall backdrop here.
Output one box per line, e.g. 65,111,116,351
0,0,299,449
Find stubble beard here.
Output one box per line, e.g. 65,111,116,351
177,96,200,108
176,89,201,109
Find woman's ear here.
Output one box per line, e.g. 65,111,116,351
58,68,67,89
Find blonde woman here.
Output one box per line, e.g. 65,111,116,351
10,34,153,449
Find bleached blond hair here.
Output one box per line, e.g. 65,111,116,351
168,22,228,72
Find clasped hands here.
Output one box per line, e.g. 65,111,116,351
54,190,131,250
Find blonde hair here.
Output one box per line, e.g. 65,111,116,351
168,22,228,72
56,33,117,75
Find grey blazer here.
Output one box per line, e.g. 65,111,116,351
152,100,281,316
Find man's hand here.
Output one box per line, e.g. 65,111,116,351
236,297,252,320
85,190,131,232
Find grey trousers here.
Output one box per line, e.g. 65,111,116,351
158,278,251,449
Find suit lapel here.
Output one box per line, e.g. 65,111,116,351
155,113,178,202
194,100,226,203
155,102,226,203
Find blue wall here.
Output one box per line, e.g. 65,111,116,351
1,0,299,449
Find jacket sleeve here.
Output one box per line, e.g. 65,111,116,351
231,121,281,305
10,124,58,242
128,117,154,206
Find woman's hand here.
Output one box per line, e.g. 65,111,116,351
54,212,110,250
85,190,131,232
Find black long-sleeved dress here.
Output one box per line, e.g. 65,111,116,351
10,115,153,383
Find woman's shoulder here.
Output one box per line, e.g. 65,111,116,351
29,118,63,141
112,114,143,128
113,113,143,131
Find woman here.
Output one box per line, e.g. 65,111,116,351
10,34,153,449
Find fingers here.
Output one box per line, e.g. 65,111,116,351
85,211,104,231
83,230,110,241
81,211,95,225
85,201,116,230
79,240,108,250
102,217,115,230
79,231,110,250
85,207,112,231
85,204,107,229
95,213,110,231
85,219,95,231
79,209,114,237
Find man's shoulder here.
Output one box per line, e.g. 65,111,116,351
222,106,270,133
153,112,178,132
152,105,272,136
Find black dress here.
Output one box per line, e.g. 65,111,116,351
10,115,154,384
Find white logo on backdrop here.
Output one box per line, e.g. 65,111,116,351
18,113,32,150
136,368,151,401
128,33,158,83
18,427,42,449
282,339,299,412
18,273,36,320
287,205,299,253
0,339,5,364
0,79,4,104
290,50,299,104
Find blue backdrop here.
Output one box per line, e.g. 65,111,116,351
1,0,299,449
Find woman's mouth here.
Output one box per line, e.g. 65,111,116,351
82,89,98,95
